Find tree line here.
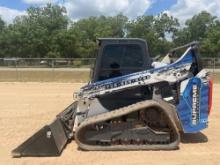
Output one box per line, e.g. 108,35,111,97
0,4,219,58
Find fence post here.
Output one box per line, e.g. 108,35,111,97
52,59,55,81
213,58,215,73
15,60,18,81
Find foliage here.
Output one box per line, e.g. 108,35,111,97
0,4,69,58
127,13,178,56
174,11,219,57
202,22,220,57
69,14,128,57
0,4,219,58
0,17,5,33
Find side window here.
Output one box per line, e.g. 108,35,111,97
98,44,144,81
101,45,124,68
122,45,144,67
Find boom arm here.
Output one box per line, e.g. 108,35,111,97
78,47,197,99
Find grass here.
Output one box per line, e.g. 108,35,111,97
0,69,90,82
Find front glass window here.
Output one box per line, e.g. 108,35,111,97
98,44,144,80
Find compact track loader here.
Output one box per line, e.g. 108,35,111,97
12,38,212,157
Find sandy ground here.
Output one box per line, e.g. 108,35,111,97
0,82,219,165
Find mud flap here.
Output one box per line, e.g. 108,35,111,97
12,118,68,157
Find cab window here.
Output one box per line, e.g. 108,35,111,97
98,44,144,80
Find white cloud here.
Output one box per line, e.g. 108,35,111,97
63,0,152,20
0,7,26,24
22,0,56,5
166,0,220,22
0,0,151,23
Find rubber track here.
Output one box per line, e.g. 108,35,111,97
75,99,180,151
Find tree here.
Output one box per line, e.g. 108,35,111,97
70,14,128,57
49,29,78,58
127,14,178,56
0,17,5,33
0,17,6,57
201,21,220,57
26,4,68,33
1,5,220,59
174,11,218,45
0,4,71,58
186,11,217,40
154,13,179,40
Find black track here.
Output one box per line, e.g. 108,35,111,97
75,100,180,151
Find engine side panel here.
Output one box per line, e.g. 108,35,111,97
177,77,209,133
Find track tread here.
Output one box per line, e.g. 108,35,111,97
75,99,180,151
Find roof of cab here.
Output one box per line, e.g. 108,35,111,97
97,38,147,45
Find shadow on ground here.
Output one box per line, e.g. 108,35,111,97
181,132,208,143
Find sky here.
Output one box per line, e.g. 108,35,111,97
0,0,220,24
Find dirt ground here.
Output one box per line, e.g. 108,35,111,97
0,82,219,165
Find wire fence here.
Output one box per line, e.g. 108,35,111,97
202,58,220,69
0,58,219,82
1,57,220,69
0,58,96,68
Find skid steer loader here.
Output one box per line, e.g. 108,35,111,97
12,38,212,157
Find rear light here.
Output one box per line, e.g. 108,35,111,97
208,79,213,115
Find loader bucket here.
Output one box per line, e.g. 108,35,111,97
12,118,68,157
12,101,77,157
